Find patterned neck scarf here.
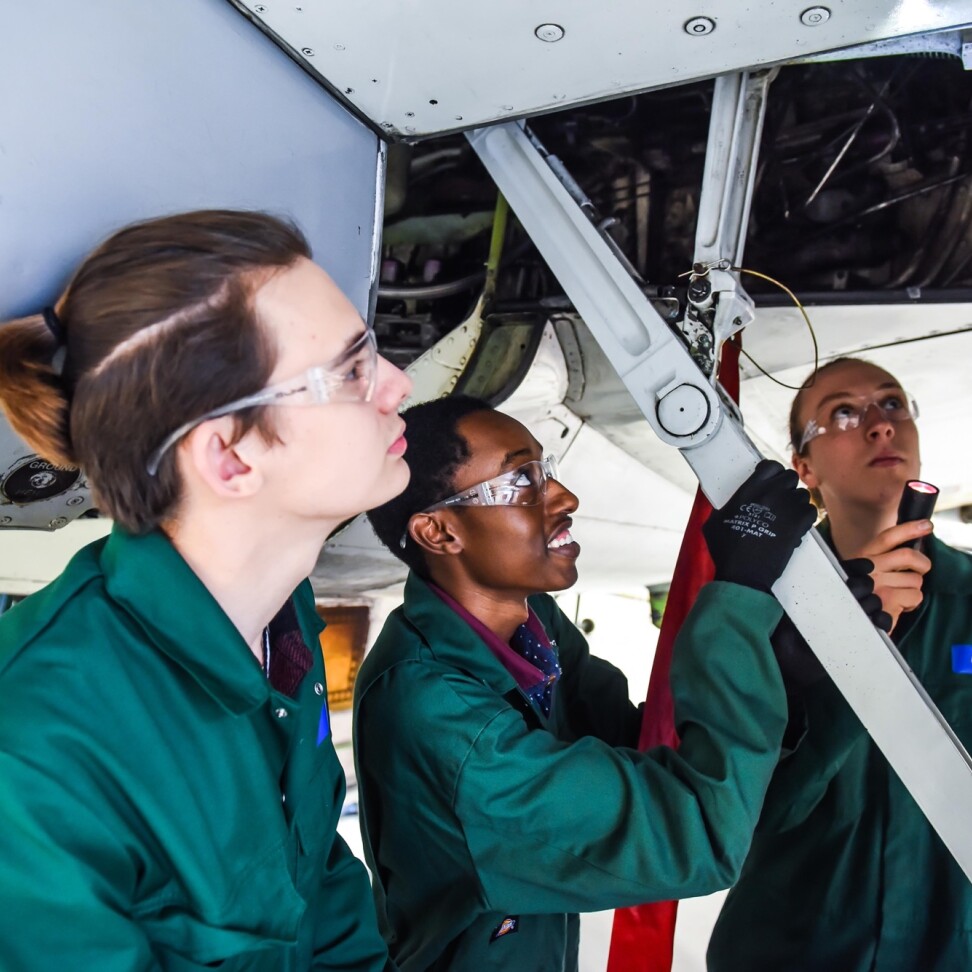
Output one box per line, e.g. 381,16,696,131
426,582,562,718
509,621,561,718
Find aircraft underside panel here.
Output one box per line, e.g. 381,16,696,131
229,0,972,137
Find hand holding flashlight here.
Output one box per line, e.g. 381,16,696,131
896,480,939,554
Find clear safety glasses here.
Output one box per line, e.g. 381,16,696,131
400,455,560,549
146,328,378,475
797,389,919,453
424,455,560,512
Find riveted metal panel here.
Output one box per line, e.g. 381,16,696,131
231,0,972,137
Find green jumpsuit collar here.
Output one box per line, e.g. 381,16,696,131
100,526,271,715
394,572,524,699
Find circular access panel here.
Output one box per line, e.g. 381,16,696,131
2,457,82,503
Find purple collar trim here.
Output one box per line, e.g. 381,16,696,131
428,583,551,691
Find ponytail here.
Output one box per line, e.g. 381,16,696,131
0,312,77,468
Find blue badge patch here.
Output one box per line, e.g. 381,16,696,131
489,916,519,944
952,645,972,674
316,703,331,745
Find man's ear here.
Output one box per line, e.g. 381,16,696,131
408,511,464,559
181,417,264,499
792,450,819,491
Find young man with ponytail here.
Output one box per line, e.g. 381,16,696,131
0,210,411,970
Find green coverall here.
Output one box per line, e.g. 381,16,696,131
708,534,972,971
0,527,390,971
353,572,789,972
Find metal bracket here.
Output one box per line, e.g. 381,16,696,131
467,115,972,883
681,70,775,379
681,259,754,378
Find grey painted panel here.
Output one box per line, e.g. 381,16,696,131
0,0,379,321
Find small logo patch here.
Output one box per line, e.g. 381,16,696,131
489,916,519,944
316,703,331,745
952,645,972,674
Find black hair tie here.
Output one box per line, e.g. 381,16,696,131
43,306,66,345
42,306,68,377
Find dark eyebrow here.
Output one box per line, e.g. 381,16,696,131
815,381,902,411
500,446,536,468
340,328,369,354
325,328,371,368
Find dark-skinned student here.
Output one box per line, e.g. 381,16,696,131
353,394,817,972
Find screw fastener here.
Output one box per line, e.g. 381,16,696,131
535,24,565,43
684,17,716,36
800,6,831,26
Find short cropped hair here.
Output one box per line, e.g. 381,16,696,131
367,395,492,577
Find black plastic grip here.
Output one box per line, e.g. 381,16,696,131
896,480,938,552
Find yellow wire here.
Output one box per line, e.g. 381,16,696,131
482,192,509,305
730,266,819,391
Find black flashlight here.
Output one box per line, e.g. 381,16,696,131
896,480,938,553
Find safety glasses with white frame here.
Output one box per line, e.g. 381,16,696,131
146,328,378,475
797,389,919,453
400,455,560,548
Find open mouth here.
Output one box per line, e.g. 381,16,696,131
547,523,580,556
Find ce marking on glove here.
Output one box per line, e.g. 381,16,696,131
725,502,778,539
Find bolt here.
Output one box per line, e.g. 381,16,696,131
800,6,830,26
684,16,715,36
535,23,565,43
254,4,266,11
301,47,314,56
688,278,712,301
49,517,68,529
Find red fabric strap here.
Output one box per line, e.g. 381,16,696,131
606,338,740,972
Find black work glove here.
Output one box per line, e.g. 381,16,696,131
772,557,893,692
702,459,817,593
